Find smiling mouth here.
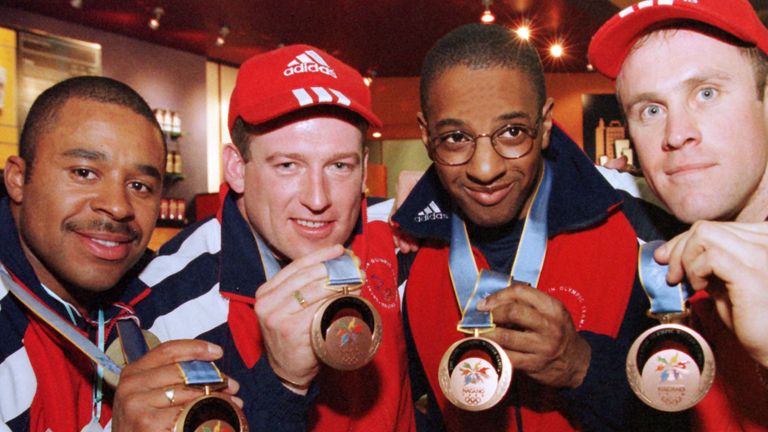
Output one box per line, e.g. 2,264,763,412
464,183,513,206
92,238,121,248
665,163,717,176
295,219,329,228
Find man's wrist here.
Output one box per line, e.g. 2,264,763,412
273,368,311,394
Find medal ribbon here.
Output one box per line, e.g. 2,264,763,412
115,317,226,388
638,240,691,314
449,161,553,333
254,231,363,287
0,266,122,375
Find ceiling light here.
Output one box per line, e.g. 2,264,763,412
480,0,495,24
215,25,230,47
586,63,594,72
70,0,83,9
148,7,164,30
515,25,530,40
363,77,373,87
549,43,564,58
372,131,382,139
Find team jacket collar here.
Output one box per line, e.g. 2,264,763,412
392,125,624,242
218,190,269,301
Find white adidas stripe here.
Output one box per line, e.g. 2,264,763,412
311,86,333,103
329,88,351,106
305,49,329,66
291,87,352,107
292,88,313,106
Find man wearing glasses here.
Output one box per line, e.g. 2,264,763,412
391,23,674,430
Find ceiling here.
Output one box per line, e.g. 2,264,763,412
3,0,768,76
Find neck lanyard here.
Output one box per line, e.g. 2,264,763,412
448,161,552,334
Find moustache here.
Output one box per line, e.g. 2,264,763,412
64,220,139,239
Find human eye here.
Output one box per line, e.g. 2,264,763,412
696,87,718,101
437,131,472,149
639,104,664,121
71,167,98,181
500,125,527,138
274,160,297,173
128,180,154,195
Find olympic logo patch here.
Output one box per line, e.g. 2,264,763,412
363,257,398,309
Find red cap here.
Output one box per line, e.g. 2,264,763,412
589,0,768,79
228,44,381,130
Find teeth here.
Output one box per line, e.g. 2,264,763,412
296,219,326,228
93,239,119,247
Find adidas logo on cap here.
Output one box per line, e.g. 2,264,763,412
284,50,337,78
415,201,449,222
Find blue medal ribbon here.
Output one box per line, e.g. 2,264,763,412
114,317,226,388
254,231,363,287
0,266,122,376
449,161,553,333
638,240,691,315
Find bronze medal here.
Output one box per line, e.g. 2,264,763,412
174,388,249,432
438,336,512,411
311,294,382,370
627,322,715,412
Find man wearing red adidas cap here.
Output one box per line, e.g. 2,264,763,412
132,45,414,430
590,0,768,429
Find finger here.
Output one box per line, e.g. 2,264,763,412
259,245,344,294
126,340,223,373
478,282,558,316
150,384,207,409
487,300,547,333
475,281,533,310
256,267,342,317
482,327,540,354
674,222,767,289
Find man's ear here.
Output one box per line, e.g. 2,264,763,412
417,112,430,151
539,97,555,151
4,156,26,204
361,146,369,195
222,144,246,194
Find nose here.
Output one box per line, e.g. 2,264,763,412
664,106,701,150
299,168,332,213
465,135,506,184
91,180,134,221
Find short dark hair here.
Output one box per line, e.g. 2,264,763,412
19,76,165,179
230,105,368,161
420,23,546,118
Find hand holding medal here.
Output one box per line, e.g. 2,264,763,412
110,328,247,432
254,240,381,396
627,240,715,412
311,250,382,370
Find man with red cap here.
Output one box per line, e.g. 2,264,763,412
590,1,768,429
132,45,414,430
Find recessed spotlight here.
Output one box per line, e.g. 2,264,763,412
549,43,564,58
148,7,164,30
215,25,230,47
480,0,495,24
515,25,530,40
